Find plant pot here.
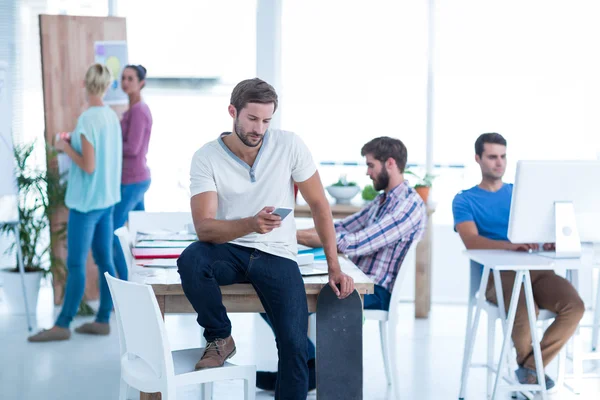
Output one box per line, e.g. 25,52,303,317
326,185,361,205
0,269,43,315
415,186,430,204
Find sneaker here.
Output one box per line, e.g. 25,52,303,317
256,358,316,392
27,326,71,342
75,322,110,335
515,366,556,391
195,336,236,370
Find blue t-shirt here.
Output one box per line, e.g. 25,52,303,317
65,106,122,212
452,183,513,241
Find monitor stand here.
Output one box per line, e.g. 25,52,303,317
538,201,581,259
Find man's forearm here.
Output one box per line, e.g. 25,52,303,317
297,229,322,248
309,200,341,271
195,218,255,244
463,235,513,250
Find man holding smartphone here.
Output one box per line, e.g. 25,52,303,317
177,78,354,400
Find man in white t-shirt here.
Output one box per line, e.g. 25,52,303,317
177,78,355,399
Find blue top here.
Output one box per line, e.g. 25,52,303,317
452,183,513,241
65,106,122,212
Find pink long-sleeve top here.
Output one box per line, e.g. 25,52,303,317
120,101,152,184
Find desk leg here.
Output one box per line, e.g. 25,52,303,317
415,215,433,318
492,271,525,400
523,272,548,400
459,265,491,399
140,295,166,400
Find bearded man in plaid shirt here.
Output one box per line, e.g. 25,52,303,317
256,136,427,392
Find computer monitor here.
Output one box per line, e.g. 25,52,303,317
507,160,600,258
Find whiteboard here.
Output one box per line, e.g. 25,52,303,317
0,60,18,223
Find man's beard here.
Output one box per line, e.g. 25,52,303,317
373,167,389,191
234,118,264,148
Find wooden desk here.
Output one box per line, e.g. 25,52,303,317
130,256,374,400
295,203,437,319
295,203,362,219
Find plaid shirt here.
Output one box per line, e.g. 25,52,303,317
335,181,427,292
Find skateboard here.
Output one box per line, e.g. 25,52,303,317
316,284,363,399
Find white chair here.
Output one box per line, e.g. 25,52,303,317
114,226,134,273
104,272,256,400
363,242,417,400
460,261,563,400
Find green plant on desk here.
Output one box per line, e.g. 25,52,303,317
361,184,380,201
331,179,357,187
405,170,436,188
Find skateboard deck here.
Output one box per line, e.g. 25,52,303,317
316,285,363,400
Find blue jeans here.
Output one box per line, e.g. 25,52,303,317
113,179,151,280
177,242,309,400
55,206,116,328
261,283,392,360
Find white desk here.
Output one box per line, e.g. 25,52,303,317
459,248,596,400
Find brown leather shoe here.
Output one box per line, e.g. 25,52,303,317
195,336,236,370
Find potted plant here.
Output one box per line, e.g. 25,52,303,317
405,170,436,204
361,184,380,201
0,142,92,315
326,174,361,205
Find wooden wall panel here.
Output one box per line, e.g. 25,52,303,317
39,15,127,303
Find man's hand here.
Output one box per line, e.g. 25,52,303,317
251,207,281,234
509,243,539,252
543,243,555,251
328,269,355,299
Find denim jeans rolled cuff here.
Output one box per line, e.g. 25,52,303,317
55,206,116,328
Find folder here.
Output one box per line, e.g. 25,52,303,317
132,247,184,260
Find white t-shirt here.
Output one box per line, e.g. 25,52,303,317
189,129,317,261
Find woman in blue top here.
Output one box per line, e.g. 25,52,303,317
28,64,123,342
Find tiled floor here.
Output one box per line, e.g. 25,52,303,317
1,282,600,399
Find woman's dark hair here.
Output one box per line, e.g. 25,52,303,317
125,64,147,81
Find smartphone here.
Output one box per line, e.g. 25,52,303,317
272,207,293,221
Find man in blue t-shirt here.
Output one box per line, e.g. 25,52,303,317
452,132,584,390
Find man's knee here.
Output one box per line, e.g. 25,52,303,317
177,241,213,279
568,295,586,323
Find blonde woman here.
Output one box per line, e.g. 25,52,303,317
29,64,122,342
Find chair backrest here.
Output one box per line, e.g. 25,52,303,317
128,211,193,240
114,226,133,272
388,241,417,314
104,272,174,380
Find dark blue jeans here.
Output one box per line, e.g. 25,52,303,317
55,206,116,328
261,283,392,360
112,179,151,280
177,242,309,400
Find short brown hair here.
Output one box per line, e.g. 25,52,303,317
230,78,278,114
361,137,408,173
475,132,506,157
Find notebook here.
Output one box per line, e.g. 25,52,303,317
298,246,326,261
132,247,185,259
135,240,194,248
299,266,329,276
141,259,178,268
